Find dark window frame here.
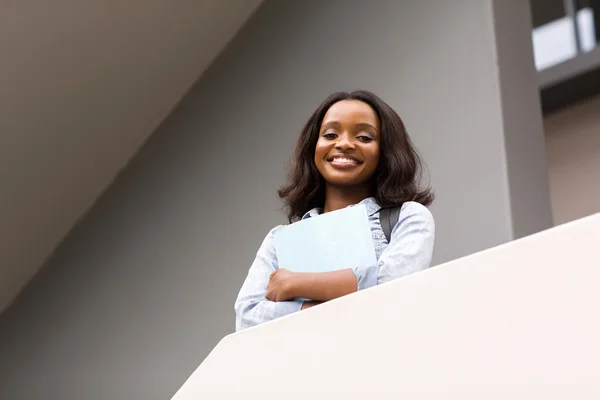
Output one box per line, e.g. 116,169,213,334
532,0,600,114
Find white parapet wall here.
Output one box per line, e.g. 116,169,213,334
172,214,600,399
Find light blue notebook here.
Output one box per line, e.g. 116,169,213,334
273,204,377,273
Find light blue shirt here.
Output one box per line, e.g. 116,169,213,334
234,197,435,331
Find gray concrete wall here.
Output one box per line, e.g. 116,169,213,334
0,1,551,399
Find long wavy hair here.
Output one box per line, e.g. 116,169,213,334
278,90,434,222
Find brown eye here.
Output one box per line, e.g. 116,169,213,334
323,132,337,139
357,135,374,142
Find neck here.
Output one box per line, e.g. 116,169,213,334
323,184,372,213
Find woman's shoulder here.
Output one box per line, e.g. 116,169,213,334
399,201,435,226
254,225,286,253
264,224,285,239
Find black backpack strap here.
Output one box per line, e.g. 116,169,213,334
380,205,402,243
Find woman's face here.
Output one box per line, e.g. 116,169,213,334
314,100,381,188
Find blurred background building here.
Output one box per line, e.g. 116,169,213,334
531,0,600,225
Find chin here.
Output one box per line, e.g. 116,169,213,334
324,174,368,187
318,164,373,187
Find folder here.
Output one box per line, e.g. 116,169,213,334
273,204,377,273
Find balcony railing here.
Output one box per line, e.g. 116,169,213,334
172,213,600,399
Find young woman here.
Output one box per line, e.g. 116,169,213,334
234,90,435,331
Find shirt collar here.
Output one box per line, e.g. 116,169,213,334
301,197,381,220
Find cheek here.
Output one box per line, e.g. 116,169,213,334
314,140,328,161
366,145,381,165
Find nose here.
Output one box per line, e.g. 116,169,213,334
335,133,356,150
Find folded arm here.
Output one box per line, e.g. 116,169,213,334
272,202,435,302
235,203,435,330
268,268,360,302
234,226,303,331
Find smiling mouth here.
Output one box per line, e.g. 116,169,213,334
326,155,363,167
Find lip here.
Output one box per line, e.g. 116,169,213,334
326,153,363,168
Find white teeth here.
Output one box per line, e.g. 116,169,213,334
333,158,356,164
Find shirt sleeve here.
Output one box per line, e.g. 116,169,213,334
234,226,303,331
349,202,435,291
377,202,436,285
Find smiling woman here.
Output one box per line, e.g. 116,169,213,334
234,90,435,331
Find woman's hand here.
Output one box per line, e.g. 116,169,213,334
266,268,298,302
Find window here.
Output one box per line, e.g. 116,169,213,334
531,0,598,70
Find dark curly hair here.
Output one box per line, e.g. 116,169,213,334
278,90,434,222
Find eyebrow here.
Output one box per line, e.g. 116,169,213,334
321,121,378,131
